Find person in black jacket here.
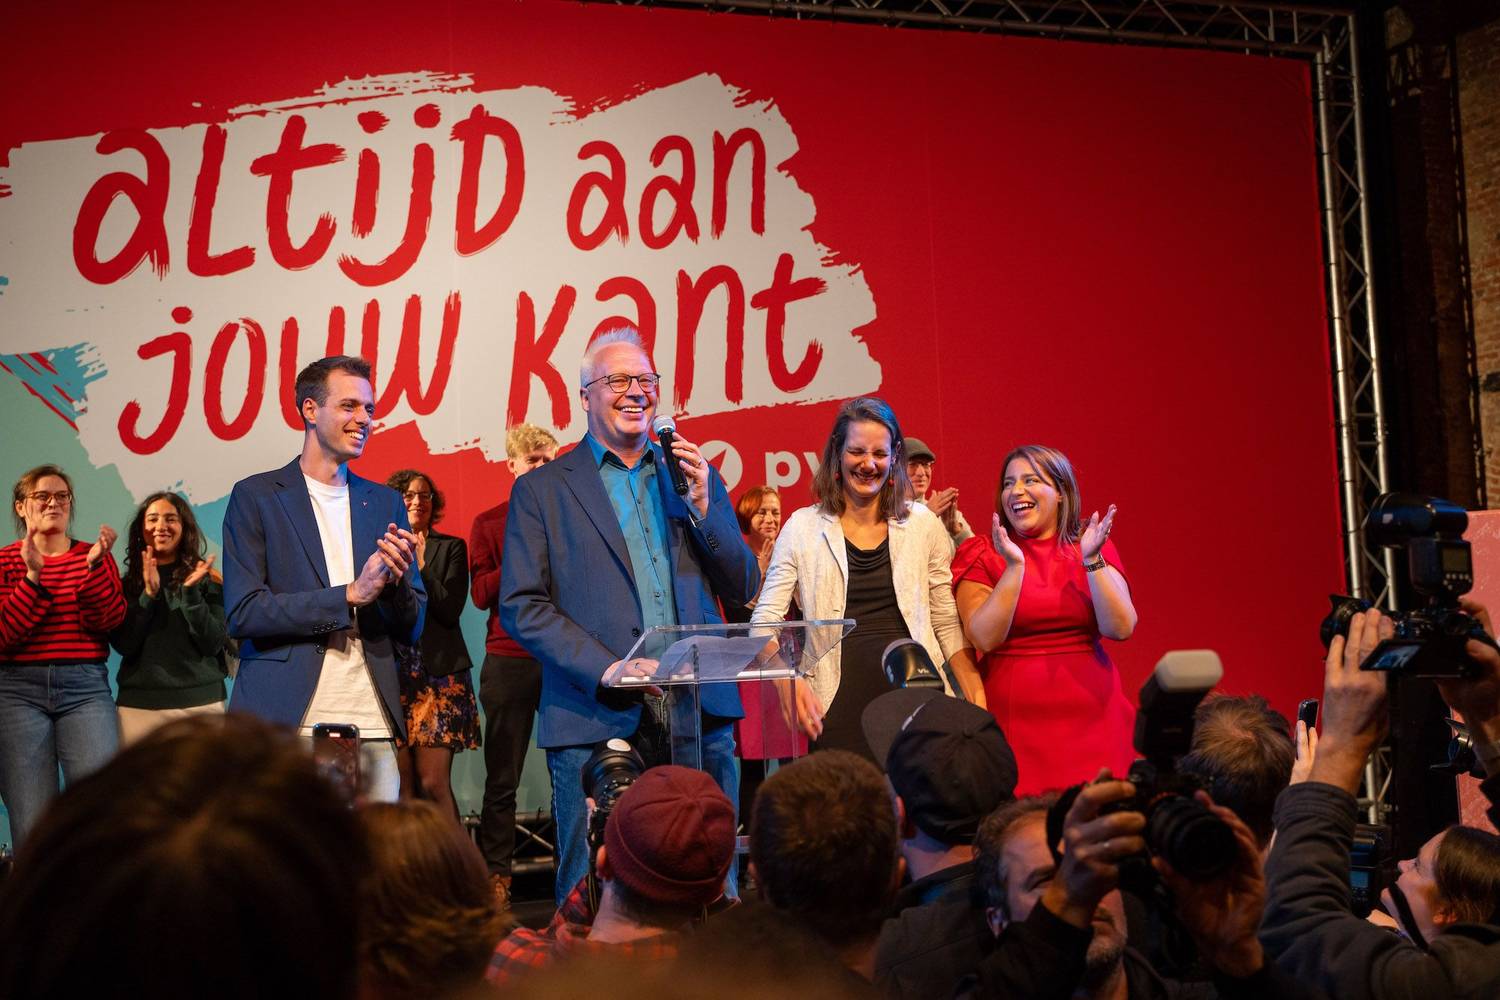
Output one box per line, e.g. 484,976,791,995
866,687,1019,999
387,469,479,824
1262,604,1500,1000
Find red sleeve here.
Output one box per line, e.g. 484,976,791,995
951,534,1004,589
1101,537,1128,588
77,550,127,633
469,506,502,612
0,565,53,652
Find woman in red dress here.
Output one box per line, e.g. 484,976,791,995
952,444,1137,794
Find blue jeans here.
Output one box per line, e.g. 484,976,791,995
547,720,740,907
0,663,120,848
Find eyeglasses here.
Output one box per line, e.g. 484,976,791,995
402,491,434,503
26,491,72,507
584,372,662,394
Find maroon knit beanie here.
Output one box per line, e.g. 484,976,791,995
603,765,736,907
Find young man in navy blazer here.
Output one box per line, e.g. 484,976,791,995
222,355,426,801
499,328,759,904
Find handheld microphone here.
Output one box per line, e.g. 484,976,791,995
652,414,691,496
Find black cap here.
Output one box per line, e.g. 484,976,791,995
864,692,1019,844
904,437,936,463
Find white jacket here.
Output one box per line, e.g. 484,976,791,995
750,503,966,710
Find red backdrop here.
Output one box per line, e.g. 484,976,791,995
0,0,1343,721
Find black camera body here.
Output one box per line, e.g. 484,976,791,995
1050,651,1235,893
1320,493,1497,678
581,738,646,907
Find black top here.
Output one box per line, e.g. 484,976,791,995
417,532,474,676
815,537,909,762
109,579,229,710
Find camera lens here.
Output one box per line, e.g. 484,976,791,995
1320,595,1374,648
1148,795,1237,880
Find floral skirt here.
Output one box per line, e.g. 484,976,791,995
396,644,481,751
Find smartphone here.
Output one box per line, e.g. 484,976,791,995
311,722,361,803
1297,698,1319,731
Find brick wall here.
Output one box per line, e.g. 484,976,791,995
1460,20,1500,502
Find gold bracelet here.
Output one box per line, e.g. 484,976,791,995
1083,556,1107,572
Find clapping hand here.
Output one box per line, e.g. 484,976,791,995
85,524,117,570
182,555,216,587
142,548,161,597
1079,505,1118,561
19,529,45,581
927,486,959,518
991,513,1024,569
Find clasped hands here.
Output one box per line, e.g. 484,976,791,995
346,524,420,606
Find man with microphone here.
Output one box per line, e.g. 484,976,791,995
500,327,759,905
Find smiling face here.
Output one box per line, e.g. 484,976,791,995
840,420,893,507
907,458,933,498
14,473,72,537
580,342,657,455
143,497,184,562
304,370,374,464
1001,457,1062,540
750,493,782,542
402,476,433,534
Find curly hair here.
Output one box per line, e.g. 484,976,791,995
357,801,513,994
385,469,445,526
121,492,209,600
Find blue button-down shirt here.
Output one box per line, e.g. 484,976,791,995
584,433,678,632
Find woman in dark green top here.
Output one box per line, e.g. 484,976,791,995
110,492,228,745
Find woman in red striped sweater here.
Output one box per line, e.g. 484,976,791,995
0,464,126,848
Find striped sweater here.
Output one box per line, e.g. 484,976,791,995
0,539,126,665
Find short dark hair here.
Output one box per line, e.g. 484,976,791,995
385,469,446,526
1435,825,1500,925
1178,694,1293,847
809,397,912,522
0,715,365,999
749,750,899,949
294,355,372,428
974,793,1056,920
357,801,512,995
734,485,780,535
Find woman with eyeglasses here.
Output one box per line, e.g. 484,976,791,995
0,464,126,847
385,469,479,825
951,445,1136,794
110,492,229,746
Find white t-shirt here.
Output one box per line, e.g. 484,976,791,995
299,474,392,738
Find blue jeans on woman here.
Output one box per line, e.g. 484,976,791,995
0,663,119,848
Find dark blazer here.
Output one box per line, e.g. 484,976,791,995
498,439,759,748
418,531,473,677
222,458,427,728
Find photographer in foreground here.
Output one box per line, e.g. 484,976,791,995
1262,606,1500,999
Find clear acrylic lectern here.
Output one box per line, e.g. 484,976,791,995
603,619,856,770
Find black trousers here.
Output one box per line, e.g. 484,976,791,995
477,653,542,877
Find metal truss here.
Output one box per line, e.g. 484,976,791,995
595,0,1393,816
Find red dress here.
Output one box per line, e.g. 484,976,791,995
952,534,1136,794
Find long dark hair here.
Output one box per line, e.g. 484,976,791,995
122,492,207,600
809,397,912,522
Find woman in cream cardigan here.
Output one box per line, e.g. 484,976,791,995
751,398,982,761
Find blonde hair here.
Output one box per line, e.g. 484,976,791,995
506,423,558,459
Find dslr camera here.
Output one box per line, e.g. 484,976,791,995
1321,493,1497,678
1051,651,1236,891
581,738,646,907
